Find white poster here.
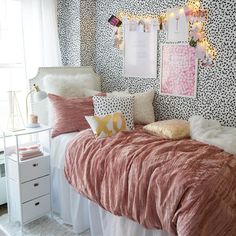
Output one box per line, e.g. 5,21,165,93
123,19,158,78
167,8,189,42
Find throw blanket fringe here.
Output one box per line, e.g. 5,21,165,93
189,115,236,155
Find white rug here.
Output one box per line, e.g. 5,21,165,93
0,213,90,236
0,226,8,236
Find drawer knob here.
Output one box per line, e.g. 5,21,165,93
35,202,40,206
34,183,39,187
33,163,38,167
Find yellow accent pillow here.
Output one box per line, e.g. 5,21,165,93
143,120,190,139
85,112,127,138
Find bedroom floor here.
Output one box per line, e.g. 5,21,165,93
0,204,90,236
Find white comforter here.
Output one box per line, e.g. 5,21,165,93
189,115,236,155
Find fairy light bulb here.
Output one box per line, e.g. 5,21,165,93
195,1,201,9
169,12,175,18
179,8,185,14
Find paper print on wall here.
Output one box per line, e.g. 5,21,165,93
160,44,198,98
123,19,158,78
166,8,189,42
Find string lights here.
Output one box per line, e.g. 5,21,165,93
116,0,216,66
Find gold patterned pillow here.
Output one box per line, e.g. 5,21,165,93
143,120,190,139
85,111,127,138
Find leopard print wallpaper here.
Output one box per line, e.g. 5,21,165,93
57,0,96,66
57,0,81,66
80,0,96,66
57,0,236,127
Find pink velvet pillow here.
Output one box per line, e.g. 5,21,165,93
48,94,95,137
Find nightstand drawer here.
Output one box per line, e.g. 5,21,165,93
22,194,51,223
21,175,50,203
20,156,50,183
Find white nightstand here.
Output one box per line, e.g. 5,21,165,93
3,125,52,226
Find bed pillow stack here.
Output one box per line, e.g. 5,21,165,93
48,84,156,138
85,89,155,138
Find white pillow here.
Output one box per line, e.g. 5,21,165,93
133,89,155,124
43,74,99,98
83,88,102,96
85,111,128,138
109,89,155,125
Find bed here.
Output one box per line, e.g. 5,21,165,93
30,67,236,236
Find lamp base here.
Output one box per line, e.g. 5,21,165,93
25,123,40,128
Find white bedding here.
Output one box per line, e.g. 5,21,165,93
189,115,236,155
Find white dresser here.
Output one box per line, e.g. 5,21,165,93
3,126,52,225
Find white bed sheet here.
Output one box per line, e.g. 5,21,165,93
51,132,170,236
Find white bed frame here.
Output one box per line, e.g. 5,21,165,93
30,67,170,236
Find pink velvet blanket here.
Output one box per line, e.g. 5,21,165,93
64,128,236,236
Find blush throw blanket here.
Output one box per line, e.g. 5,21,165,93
64,128,236,236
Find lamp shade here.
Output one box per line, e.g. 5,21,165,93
33,90,47,102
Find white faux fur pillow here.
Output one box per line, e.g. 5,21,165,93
83,88,101,96
43,74,99,98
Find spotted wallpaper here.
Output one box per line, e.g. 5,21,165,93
57,0,81,66
57,0,96,66
57,0,236,127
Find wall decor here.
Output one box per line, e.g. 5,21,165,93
186,1,215,66
166,7,189,42
160,44,197,98
116,1,216,67
108,15,122,27
123,18,158,78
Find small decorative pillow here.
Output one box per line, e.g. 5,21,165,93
85,112,127,138
43,74,99,98
108,89,155,125
48,94,94,137
143,119,190,139
93,96,134,130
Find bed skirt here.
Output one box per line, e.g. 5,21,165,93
52,168,170,236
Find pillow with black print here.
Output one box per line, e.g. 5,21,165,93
92,96,135,130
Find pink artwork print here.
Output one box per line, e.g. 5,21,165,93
160,44,197,97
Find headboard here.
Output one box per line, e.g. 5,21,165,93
30,66,101,125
